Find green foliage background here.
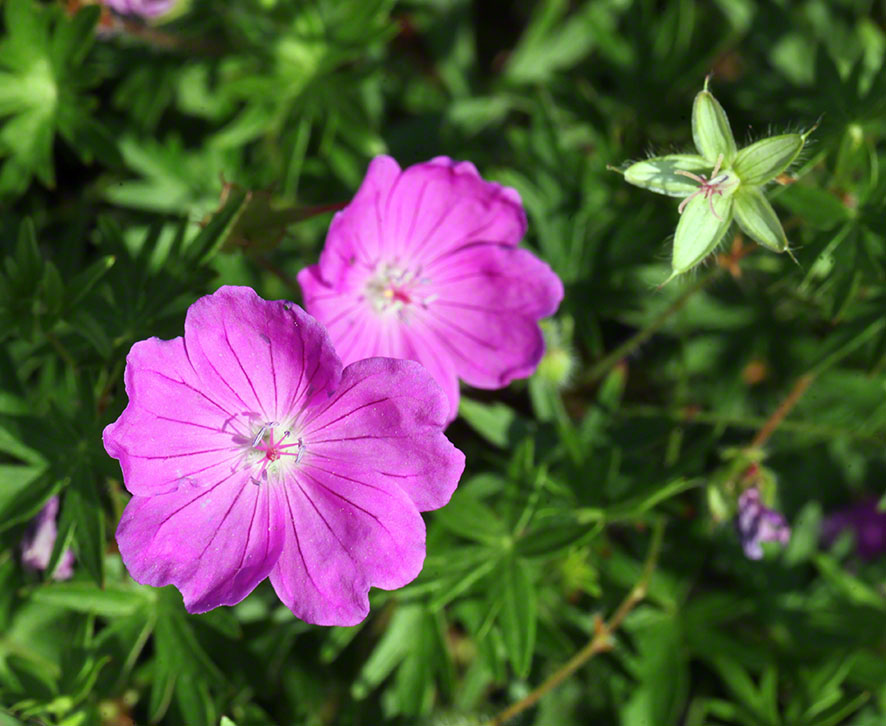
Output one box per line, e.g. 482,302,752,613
1,0,886,724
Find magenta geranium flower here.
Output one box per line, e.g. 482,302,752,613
102,286,464,626
104,0,176,17
297,156,564,420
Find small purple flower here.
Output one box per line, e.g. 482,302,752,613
736,488,790,560
822,498,886,560
104,0,175,17
102,286,464,626
298,156,564,421
21,496,75,581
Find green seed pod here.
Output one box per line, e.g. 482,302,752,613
733,185,788,252
623,155,712,197
732,134,805,186
671,192,734,276
692,77,737,165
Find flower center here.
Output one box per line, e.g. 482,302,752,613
676,152,734,220
365,261,436,317
248,422,303,484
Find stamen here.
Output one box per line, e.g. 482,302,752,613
251,425,267,448
675,153,729,221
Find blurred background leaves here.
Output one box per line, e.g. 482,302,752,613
1,0,886,724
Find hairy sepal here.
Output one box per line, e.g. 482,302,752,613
733,185,788,253
671,193,734,275
692,80,737,165
732,134,805,186
624,154,711,197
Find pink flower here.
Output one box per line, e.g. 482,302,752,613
102,286,464,625
298,156,564,420
21,496,75,581
736,488,790,560
104,0,175,17
821,498,886,560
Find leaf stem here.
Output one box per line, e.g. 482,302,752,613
750,373,815,448
485,519,666,726
582,268,720,385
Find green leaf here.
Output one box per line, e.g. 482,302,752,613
65,255,115,310
670,192,734,277
433,489,507,544
775,185,851,230
499,556,536,678
458,397,530,448
30,582,150,618
732,133,806,186
186,190,250,265
691,79,737,164
0,465,53,533
352,605,423,699
622,155,711,198
733,185,789,253
66,466,105,587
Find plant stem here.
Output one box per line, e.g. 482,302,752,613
582,268,720,386
620,405,886,445
750,373,815,448
485,519,666,726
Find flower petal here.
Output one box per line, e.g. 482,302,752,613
116,471,285,612
269,462,427,626
103,335,246,497
302,357,465,512
315,155,526,280
183,286,341,423
422,243,563,389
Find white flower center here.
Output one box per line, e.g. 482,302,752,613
364,261,437,317
245,421,303,485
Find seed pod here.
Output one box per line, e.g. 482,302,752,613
624,155,712,197
671,192,734,275
732,133,806,186
733,186,788,252
692,77,737,166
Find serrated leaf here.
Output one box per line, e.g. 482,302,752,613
733,185,788,252
623,155,711,197
499,556,536,678
692,80,737,164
